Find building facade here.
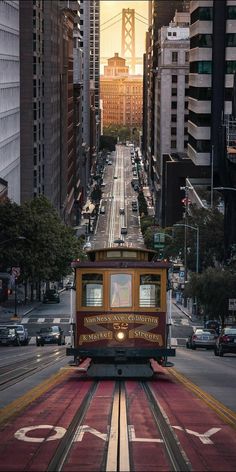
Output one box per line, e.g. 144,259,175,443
100,53,143,128
0,0,20,203
188,0,236,255
154,12,190,222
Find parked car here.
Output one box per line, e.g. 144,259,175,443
186,326,203,348
205,319,221,335
12,324,29,345
100,206,105,214
36,326,65,346
119,207,125,215
214,327,236,356
189,328,217,350
0,326,20,346
121,227,127,235
43,289,60,303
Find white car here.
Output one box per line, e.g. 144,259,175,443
83,240,92,250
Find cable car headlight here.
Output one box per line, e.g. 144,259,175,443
115,331,126,342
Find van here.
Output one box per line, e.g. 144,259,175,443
100,206,105,214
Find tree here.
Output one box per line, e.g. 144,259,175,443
185,268,236,326
138,191,148,217
0,197,85,291
163,206,224,271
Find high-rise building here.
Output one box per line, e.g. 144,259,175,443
188,0,236,254
143,0,190,192
79,0,100,195
0,1,20,203
153,12,190,221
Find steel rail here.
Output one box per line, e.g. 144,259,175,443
142,382,192,472
0,350,66,391
106,381,130,472
47,381,98,472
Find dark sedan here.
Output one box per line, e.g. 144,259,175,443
36,326,65,346
214,327,236,356
43,289,60,303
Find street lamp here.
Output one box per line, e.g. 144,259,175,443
213,187,236,192
173,224,199,274
0,236,27,319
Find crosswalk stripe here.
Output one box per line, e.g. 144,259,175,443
53,318,61,324
37,318,45,323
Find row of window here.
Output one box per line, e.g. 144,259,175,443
188,134,211,153
190,61,236,75
191,33,236,49
81,273,161,308
171,51,189,64
189,87,232,102
191,6,236,24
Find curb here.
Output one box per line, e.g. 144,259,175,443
173,302,192,321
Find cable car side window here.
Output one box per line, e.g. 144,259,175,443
110,274,132,308
139,274,161,307
82,274,103,306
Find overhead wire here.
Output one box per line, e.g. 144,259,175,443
100,11,122,27
101,18,121,32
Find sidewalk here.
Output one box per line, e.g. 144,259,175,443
0,299,40,324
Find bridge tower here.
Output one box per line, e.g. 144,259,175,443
121,9,135,74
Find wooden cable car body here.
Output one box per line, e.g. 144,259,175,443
67,246,175,377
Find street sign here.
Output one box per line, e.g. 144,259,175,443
153,233,165,249
228,298,236,311
11,267,20,278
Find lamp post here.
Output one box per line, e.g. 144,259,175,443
174,224,199,274
0,236,26,318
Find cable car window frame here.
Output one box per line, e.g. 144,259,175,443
110,273,133,308
81,273,103,307
139,274,161,308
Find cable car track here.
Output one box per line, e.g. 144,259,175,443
46,379,191,472
0,349,66,391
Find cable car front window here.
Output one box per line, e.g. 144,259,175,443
139,274,161,307
110,274,132,307
82,274,103,306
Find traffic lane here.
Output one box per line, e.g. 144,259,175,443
151,373,236,472
0,371,95,472
0,348,69,409
174,347,236,412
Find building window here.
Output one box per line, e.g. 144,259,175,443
171,140,177,149
185,51,189,63
226,61,236,74
171,114,177,122
171,127,177,135
191,7,213,23
171,101,177,109
172,51,178,63
227,6,236,19
184,127,188,135
185,101,188,110
172,75,177,83
190,34,213,49
185,75,189,84
188,135,211,152
172,88,177,96
226,34,236,47
190,61,212,74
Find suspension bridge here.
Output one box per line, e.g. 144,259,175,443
100,8,148,74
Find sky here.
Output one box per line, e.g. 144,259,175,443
100,0,148,74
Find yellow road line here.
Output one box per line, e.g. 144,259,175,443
0,367,72,426
169,368,236,429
